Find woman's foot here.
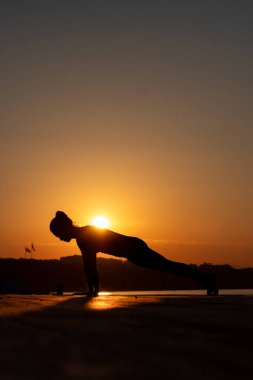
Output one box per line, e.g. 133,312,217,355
205,274,219,295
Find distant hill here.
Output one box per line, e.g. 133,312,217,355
0,255,253,293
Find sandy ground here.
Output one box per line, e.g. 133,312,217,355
0,294,253,380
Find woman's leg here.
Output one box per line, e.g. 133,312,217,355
127,245,218,294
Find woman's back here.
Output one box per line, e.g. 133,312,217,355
76,225,145,258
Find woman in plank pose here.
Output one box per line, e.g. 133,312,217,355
50,211,218,296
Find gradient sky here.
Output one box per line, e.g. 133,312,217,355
1,0,252,266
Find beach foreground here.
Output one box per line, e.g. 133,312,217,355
0,294,252,380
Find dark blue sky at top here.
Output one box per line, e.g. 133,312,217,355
1,1,252,133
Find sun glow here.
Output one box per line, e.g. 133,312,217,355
91,216,110,229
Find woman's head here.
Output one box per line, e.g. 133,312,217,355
50,211,74,242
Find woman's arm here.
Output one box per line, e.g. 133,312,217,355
81,251,100,296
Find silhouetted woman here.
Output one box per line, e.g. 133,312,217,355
50,211,218,296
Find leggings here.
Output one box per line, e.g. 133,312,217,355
125,242,207,286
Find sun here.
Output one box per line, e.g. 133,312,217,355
91,216,110,229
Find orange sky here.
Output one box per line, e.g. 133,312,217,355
0,1,253,267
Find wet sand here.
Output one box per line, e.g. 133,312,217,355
0,294,253,379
